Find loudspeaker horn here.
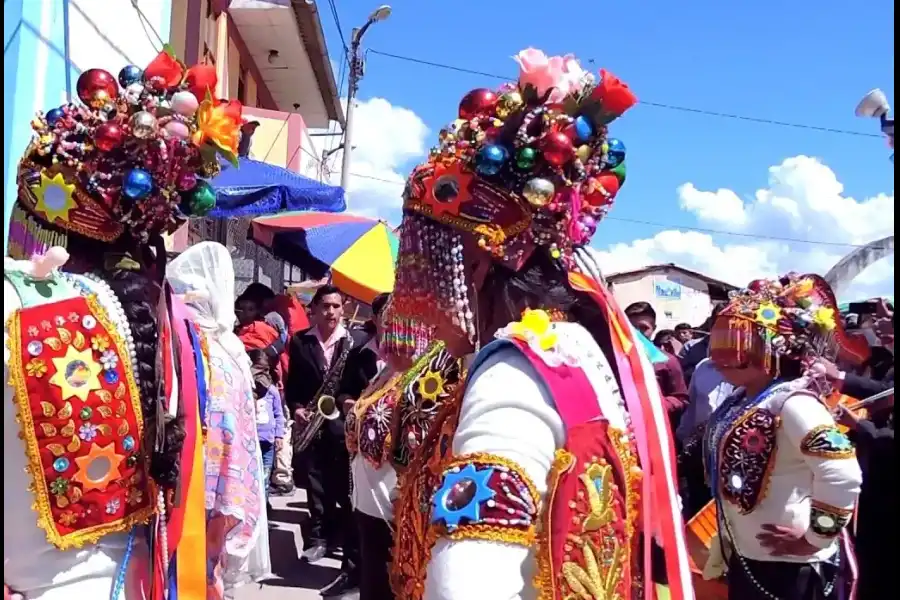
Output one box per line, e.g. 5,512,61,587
855,89,891,118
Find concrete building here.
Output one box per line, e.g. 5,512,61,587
606,264,737,331
4,0,344,265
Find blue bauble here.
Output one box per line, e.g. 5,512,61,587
118,65,143,88
573,115,594,142
45,107,65,126
475,144,508,176
123,169,154,199
606,138,626,167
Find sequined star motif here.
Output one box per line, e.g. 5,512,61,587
31,171,77,224
50,345,103,402
431,463,496,530
72,443,124,492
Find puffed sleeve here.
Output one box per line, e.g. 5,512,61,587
423,346,564,600
780,392,862,549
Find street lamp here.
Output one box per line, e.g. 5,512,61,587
339,5,392,189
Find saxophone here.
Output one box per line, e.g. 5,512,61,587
293,337,353,454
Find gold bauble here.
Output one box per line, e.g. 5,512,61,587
522,177,555,207
496,91,524,119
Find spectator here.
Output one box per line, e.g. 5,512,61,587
247,349,285,507
625,302,689,427
674,322,693,344
654,328,683,357
680,302,726,382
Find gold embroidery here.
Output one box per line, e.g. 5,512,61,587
5,294,154,550
535,449,576,600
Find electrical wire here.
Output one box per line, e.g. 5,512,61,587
367,49,883,139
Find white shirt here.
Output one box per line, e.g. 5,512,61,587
350,455,397,521
720,387,862,563
424,347,564,600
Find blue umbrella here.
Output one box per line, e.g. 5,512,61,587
207,157,346,218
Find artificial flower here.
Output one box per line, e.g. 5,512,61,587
591,69,638,115
143,49,185,90
193,98,243,155
91,335,110,353
26,358,48,378
514,48,586,104
184,64,218,102
812,307,837,331
756,303,782,327
508,308,558,351
59,510,78,526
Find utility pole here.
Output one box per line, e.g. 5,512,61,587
339,5,392,190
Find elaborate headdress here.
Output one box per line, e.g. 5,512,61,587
392,48,637,341
10,49,242,259
710,273,870,375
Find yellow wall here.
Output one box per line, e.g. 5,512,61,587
169,0,188,61
245,114,290,167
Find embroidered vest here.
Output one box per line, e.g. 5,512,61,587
5,272,154,550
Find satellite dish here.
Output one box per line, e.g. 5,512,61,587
855,89,891,119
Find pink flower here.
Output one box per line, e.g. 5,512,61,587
514,48,589,104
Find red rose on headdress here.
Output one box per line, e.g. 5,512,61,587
591,69,637,115
144,50,185,90
185,64,218,101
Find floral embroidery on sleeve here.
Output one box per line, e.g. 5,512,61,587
800,425,855,459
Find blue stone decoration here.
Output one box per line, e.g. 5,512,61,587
46,108,65,126
122,169,154,200
118,65,143,88
431,463,496,530
574,115,594,142
475,144,509,176
104,370,119,384
606,138,626,167
123,435,136,452
53,457,70,473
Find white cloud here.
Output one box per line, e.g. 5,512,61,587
595,156,895,301
332,98,894,301
323,97,429,220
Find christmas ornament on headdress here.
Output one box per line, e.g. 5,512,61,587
11,45,244,257
392,48,637,343
710,273,870,375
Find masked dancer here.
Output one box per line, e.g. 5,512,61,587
387,48,694,600
4,49,241,599
703,274,866,600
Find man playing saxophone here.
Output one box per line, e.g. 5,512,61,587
285,285,380,597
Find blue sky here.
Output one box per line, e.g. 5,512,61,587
317,0,894,297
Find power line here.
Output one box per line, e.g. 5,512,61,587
367,49,882,139
324,0,350,59
341,171,887,249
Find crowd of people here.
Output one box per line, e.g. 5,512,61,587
3,46,895,600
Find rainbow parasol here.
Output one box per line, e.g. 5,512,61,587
250,211,398,303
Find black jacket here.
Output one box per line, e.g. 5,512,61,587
845,368,894,568
284,327,379,441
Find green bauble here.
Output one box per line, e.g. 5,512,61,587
610,160,626,184
516,147,537,169
185,181,216,216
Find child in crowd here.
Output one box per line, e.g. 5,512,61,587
247,349,285,502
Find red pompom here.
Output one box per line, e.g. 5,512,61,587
184,64,218,101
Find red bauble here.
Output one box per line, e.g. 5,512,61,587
94,122,125,152
77,69,119,106
584,173,620,207
540,131,575,166
459,88,498,120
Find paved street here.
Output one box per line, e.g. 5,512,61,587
235,490,355,600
